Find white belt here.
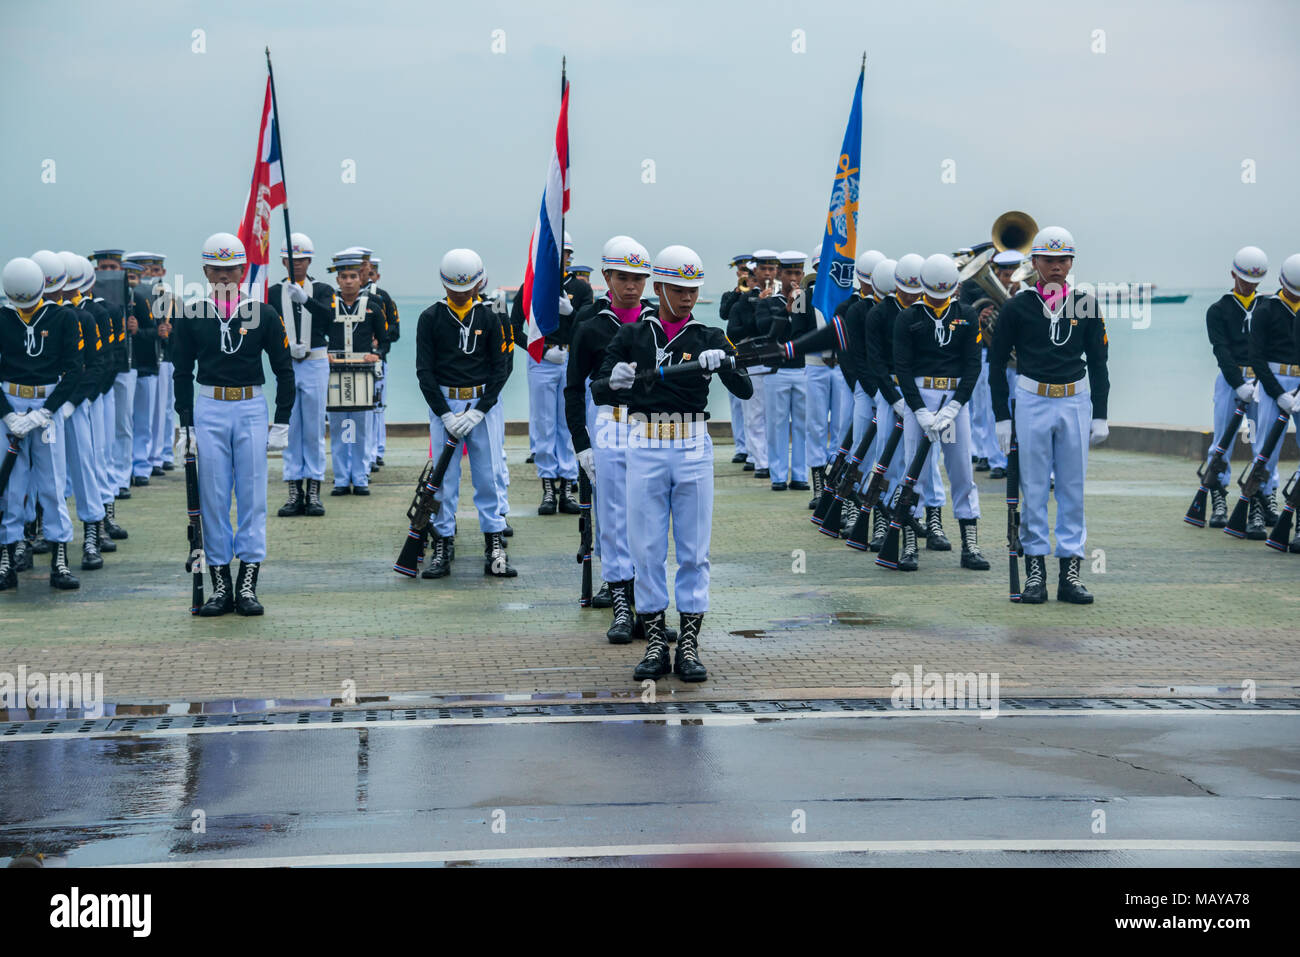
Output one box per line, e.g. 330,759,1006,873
3,381,57,399
806,355,832,367
1017,374,1089,399
306,348,328,360
1267,361,1300,377
200,385,263,401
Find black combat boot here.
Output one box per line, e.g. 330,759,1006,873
1208,488,1228,528
537,478,557,515
103,500,128,539
731,451,747,463
13,539,32,572
1258,490,1281,528
808,466,825,509
0,543,16,591
591,581,613,608
558,478,581,514
1020,555,1047,604
49,542,80,590
502,523,513,538
96,520,116,552
234,561,264,615
989,466,1006,480
1291,528,1300,554
674,613,708,682
925,506,951,551
869,505,889,552
633,612,673,680
277,480,305,517
304,479,326,516
975,457,990,472
1245,496,1268,540
132,473,149,487
422,536,451,579
1057,557,1094,604
898,524,919,571
789,478,810,492
30,512,50,554
81,522,103,571
199,564,234,616
771,481,787,491
330,484,351,496
116,484,131,499
959,518,989,570
606,581,634,644
754,467,770,479
483,532,517,577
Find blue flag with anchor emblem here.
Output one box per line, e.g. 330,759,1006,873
812,64,864,331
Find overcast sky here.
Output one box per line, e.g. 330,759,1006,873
3,0,1298,295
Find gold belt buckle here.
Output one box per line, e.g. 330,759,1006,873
19,385,36,399
1046,383,1067,398
1242,366,1254,378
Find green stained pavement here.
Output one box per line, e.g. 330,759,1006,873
0,437,1296,705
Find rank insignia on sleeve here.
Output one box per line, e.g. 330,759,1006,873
239,328,247,335
683,353,692,361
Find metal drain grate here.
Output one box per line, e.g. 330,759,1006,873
1,697,1297,742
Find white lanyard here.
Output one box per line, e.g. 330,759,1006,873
336,294,369,355
282,279,313,347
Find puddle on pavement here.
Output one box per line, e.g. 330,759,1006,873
730,610,884,639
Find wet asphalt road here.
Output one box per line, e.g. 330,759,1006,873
1,712,1297,867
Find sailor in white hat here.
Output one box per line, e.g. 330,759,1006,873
1247,251,1300,537
726,249,781,477
753,251,811,491
990,226,1109,604
141,253,179,477
366,255,398,469
968,249,1024,479
719,253,753,464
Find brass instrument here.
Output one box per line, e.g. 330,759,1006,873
958,211,1041,332
991,210,1037,254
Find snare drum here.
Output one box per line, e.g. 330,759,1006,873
327,358,378,412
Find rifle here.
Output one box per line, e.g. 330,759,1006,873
816,415,879,537
1185,399,1248,527
1006,413,1023,602
844,416,906,550
577,470,593,606
875,400,947,569
1265,468,1300,552
183,441,205,614
393,436,460,576
810,421,857,525
1224,401,1294,538
0,433,18,524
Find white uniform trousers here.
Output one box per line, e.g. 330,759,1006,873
804,363,853,469
590,406,634,582
765,367,808,484
64,401,106,523
109,369,136,490
487,396,510,519
1254,367,1300,495
901,384,979,519
91,393,115,506
376,359,388,458
283,356,328,482
584,389,601,560
970,354,998,465
329,411,371,488
426,390,506,537
1207,370,1259,489
131,373,157,479
1,391,73,545
194,393,269,566
872,392,908,499
1013,382,1091,557
853,385,874,462
150,360,175,468
365,368,383,470
729,392,748,456
742,372,768,470
527,353,577,480
625,424,713,614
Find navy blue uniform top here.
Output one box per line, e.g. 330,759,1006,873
326,293,388,356
1205,292,1259,389
893,300,982,410
414,300,508,417
0,301,84,415
753,290,806,370
563,296,655,453
864,295,906,407
171,299,295,427
988,287,1110,421
268,277,336,351
1249,294,1300,400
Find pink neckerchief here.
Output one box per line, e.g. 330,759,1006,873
1036,280,1069,313
610,303,642,325
659,312,691,341
211,295,240,320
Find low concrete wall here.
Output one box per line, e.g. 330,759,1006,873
382,420,1299,460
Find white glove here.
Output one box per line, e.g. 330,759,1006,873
698,349,727,372
440,412,462,437
58,401,76,420
929,403,960,442
290,343,309,360
267,422,289,451
459,408,485,433
3,411,34,438
609,361,637,391
1089,419,1109,446
26,407,53,432
1235,381,1256,403
577,448,596,481
891,398,907,420
287,283,309,305
175,426,197,458
557,294,574,316
543,345,566,365
995,420,1012,455
1278,390,1299,414
914,407,936,434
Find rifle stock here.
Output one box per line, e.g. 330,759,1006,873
1185,400,1247,527
577,470,593,606
1224,407,1291,539
1007,414,1022,602
183,449,205,615
816,417,877,536
811,422,857,526
1265,468,1300,552
394,437,460,576
0,434,18,522
844,417,906,550
875,400,947,569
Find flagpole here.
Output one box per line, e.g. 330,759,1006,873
559,56,566,280
265,47,297,285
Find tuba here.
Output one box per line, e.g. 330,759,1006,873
959,211,1040,332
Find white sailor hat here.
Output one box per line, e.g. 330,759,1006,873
569,264,593,276
777,250,807,267
123,251,151,263
348,246,373,260
328,251,365,273
811,250,821,269
121,260,145,272
370,257,381,268
991,249,1024,268
281,233,315,258
729,253,751,267
751,249,780,264
563,231,575,253
89,248,124,261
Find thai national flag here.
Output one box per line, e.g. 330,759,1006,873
521,77,570,361
237,76,286,303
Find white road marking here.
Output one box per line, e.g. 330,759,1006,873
115,839,1300,868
